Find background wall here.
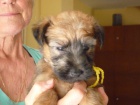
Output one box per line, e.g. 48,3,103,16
23,0,40,48
73,0,92,14
24,0,140,48
93,7,140,26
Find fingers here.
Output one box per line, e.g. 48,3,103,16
96,87,109,105
25,80,108,105
25,79,54,105
57,81,87,105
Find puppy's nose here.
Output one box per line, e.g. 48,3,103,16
70,70,83,77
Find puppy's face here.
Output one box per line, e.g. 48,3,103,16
32,11,104,83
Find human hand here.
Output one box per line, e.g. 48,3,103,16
25,80,87,105
96,87,108,105
25,79,54,105
25,81,107,105
57,81,87,105
58,83,108,105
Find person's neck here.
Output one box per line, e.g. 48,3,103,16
0,33,25,58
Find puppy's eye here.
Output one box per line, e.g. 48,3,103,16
56,46,65,51
83,45,89,51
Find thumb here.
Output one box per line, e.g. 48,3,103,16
25,79,54,105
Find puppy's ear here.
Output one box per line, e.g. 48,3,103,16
32,20,51,46
94,24,104,48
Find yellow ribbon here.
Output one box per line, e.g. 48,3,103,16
89,66,104,88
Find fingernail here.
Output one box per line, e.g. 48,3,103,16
41,79,54,91
45,79,54,85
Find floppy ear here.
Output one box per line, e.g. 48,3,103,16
94,24,104,48
32,19,51,46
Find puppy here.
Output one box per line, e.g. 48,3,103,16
32,11,104,105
